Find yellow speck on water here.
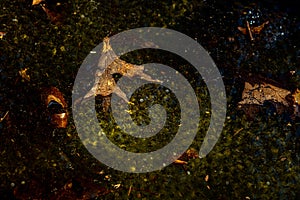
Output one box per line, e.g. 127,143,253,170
92,141,97,146
52,48,57,55
125,110,133,114
130,166,136,172
60,46,66,51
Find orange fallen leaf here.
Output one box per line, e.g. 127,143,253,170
19,68,30,81
32,0,43,5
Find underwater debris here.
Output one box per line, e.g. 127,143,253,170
0,111,9,123
173,148,199,165
237,75,298,120
40,87,68,128
77,37,161,111
238,20,269,40
32,0,65,24
19,68,30,82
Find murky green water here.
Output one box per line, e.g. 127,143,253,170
0,0,299,199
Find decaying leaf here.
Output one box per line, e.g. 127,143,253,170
78,37,162,110
173,148,199,165
32,0,64,24
252,21,269,34
97,37,162,83
19,68,30,81
238,20,269,40
238,76,295,119
40,87,68,128
239,81,291,106
32,0,43,5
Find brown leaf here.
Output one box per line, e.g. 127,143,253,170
40,87,68,128
238,20,269,40
32,0,43,5
19,68,30,81
80,37,162,110
252,21,269,34
239,81,291,106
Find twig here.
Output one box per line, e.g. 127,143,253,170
233,128,244,137
0,111,9,122
127,185,132,196
246,21,254,40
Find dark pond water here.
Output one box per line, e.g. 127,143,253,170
0,0,299,199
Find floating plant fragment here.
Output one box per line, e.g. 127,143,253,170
77,37,162,111
19,68,30,81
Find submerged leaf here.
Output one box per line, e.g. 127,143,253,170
79,37,162,110
19,68,30,81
